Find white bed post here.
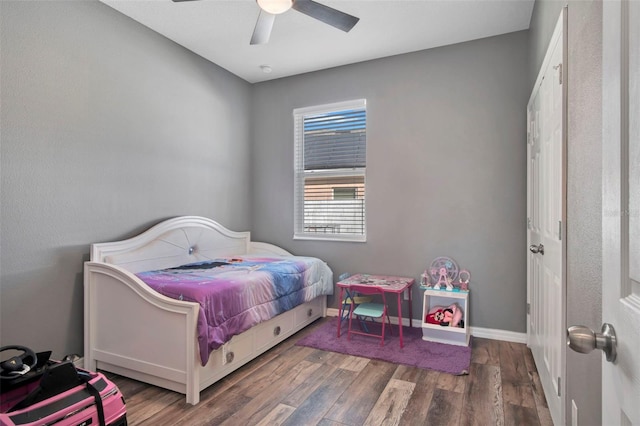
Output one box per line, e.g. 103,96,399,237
83,264,97,372
185,319,199,405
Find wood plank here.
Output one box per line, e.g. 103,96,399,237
524,348,553,426
107,373,148,396
280,363,339,407
523,345,537,373
398,369,440,426
118,382,183,425
436,372,468,393
228,358,285,399
498,341,530,383
141,389,250,426
305,347,350,365
529,370,554,426
317,419,349,426
338,355,370,372
227,345,318,399
504,402,541,426
270,345,318,376
425,388,464,426
322,360,397,425
254,403,296,426
391,364,424,383
220,360,326,425
499,341,536,410
280,368,359,426
501,380,536,408
363,378,416,426
471,337,501,365
190,369,249,402
459,363,504,426
528,370,548,409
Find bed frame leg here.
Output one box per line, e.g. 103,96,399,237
186,390,200,405
84,355,97,372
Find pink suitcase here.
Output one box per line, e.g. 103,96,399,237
1,346,127,426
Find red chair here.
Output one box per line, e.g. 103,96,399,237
338,273,373,332
347,284,393,346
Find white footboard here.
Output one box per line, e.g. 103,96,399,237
84,261,202,403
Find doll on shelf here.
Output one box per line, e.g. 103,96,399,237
425,303,463,327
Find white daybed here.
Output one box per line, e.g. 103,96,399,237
84,216,331,405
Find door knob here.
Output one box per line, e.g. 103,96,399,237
567,323,617,362
529,243,545,255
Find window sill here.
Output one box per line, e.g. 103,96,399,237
293,234,366,243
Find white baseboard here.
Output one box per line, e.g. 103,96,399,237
469,326,527,343
326,308,527,344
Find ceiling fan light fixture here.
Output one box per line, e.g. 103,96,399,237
257,0,293,15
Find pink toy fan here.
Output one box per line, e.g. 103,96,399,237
429,257,458,290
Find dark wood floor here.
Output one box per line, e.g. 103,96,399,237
108,318,554,426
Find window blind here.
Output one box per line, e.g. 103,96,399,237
303,109,366,170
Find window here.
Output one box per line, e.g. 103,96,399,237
333,187,357,200
294,99,366,241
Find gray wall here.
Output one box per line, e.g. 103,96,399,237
0,0,253,358
0,0,549,367
528,1,603,424
251,31,530,332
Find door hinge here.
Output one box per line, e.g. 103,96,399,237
527,217,532,230
558,377,562,396
527,303,530,315
554,63,563,84
559,221,562,240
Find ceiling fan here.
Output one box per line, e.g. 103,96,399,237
171,0,360,45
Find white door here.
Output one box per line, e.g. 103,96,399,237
527,10,566,426
602,0,640,423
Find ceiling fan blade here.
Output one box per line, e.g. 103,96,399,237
250,10,276,45
291,0,359,32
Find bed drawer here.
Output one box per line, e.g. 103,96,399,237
294,297,323,327
221,329,254,367
254,309,295,351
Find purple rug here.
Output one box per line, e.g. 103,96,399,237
296,318,471,375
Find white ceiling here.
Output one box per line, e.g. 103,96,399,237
100,0,534,83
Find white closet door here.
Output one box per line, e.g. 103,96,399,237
526,9,566,426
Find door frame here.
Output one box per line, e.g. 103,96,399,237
601,0,640,423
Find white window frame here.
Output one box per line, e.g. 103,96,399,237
293,99,367,242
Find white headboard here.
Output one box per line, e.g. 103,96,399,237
90,216,251,273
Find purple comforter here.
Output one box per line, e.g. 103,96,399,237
136,255,333,365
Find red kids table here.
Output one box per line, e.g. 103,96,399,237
336,274,415,348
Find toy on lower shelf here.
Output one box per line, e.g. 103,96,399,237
425,303,464,328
